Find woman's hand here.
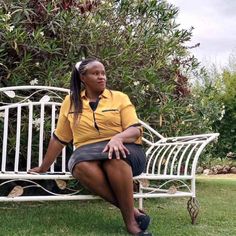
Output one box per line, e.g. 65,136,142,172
28,137,64,174
102,137,130,159
28,166,47,174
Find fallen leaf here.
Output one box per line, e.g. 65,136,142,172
4,90,15,98
40,95,50,102
167,185,177,194
139,179,150,187
55,180,67,190
161,159,166,165
8,186,24,197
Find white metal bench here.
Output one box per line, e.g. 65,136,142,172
0,86,219,224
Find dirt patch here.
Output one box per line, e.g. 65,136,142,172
197,174,236,180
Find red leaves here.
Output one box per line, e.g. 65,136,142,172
61,0,74,10
175,71,190,97
60,0,100,13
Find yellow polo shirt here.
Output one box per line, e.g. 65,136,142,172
54,89,142,148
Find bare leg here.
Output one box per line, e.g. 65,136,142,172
73,160,143,234
102,159,141,234
72,160,118,206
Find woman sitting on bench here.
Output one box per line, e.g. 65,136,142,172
30,58,152,236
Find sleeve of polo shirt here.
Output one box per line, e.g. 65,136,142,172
53,95,73,145
120,93,141,130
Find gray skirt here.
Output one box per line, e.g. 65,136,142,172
68,140,146,177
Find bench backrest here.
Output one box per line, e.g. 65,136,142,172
0,86,70,174
142,132,218,177
0,86,218,177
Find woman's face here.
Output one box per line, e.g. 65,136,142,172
81,61,107,94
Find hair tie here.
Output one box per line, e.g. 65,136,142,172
75,61,82,71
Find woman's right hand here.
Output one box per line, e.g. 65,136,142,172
28,166,47,174
27,137,64,174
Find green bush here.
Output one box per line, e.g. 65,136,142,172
212,63,236,158
0,0,222,161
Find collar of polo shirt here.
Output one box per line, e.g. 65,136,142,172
81,89,111,100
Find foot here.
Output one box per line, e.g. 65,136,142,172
126,220,143,235
134,209,151,231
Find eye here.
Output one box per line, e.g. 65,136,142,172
92,71,105,76
91,71,98,75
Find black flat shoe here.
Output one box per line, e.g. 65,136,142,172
135,209,151,231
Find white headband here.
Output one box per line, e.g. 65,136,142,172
75,61,82,71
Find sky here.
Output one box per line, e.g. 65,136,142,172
167,0,236,68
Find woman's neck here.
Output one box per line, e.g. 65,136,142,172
85,89,103,102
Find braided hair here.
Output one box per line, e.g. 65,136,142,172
70,58,99,120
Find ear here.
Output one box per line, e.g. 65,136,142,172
80,75,85,83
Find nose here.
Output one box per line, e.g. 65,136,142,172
98,73,106,80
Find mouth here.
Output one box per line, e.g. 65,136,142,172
98,80,106,86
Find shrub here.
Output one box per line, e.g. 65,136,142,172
0,0,222,162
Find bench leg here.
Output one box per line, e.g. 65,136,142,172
138,197,143,210
138,182,143,210
187,197,200,224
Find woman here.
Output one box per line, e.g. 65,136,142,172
30,58,152,236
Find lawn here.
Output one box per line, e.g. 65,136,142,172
0,177,235,236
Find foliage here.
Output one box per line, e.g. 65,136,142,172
0,0,222,163
199,154,236,169
190,73,222,132
211,61,236,158
0,0,218,133
190,56,236,159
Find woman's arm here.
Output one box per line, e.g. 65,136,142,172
29,137,64,173
112,126,140,143
103,126,141,159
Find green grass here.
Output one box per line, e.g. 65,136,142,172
0,178,235,236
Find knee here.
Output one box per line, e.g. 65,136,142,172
72,162,89,179
103,159,118,170
103,159,130,172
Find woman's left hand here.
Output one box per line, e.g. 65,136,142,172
102,137,130,159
